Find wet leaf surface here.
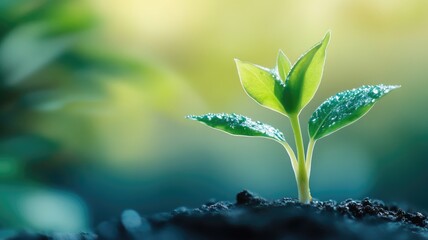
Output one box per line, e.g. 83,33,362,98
187,113,285,142
309,85,400,140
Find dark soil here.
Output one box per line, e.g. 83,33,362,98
7,190,428,240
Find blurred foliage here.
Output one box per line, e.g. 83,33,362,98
0,0,92,164
0,0,101,231
0,0,201,231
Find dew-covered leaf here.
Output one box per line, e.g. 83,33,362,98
275,50,291,82
309,85,400,140
235,59,287,115
187,113,285,142
283,32,330,115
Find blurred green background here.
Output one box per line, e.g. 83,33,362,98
0,0,428,233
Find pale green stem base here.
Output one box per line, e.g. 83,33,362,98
290,114,312,203
297,170,311,203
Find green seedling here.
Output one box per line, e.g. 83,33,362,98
187,32,400,203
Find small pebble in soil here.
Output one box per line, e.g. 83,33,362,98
236,190,268,206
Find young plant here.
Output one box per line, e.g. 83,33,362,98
187,32,400,203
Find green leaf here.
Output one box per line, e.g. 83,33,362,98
283,32,331,115
308,85,400,140
235,59,287,115
187,113,285,142
275,50,291,82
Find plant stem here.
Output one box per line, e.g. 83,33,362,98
290,114,312,203
281,142,298,178
305,138,316,179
